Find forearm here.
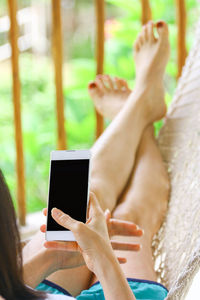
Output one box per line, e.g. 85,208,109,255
23,250,56,288
94,247,136,300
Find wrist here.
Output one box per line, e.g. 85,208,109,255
92,241,118,277
89,238,136,300
92,245,136,300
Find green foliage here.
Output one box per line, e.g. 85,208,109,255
0,0,199,214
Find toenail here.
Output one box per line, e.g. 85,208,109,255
89,82,96,89
157,21,163,28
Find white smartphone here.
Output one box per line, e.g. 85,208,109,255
46,150,91,241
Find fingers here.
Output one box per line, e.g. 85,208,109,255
41,209,47,232
51,208,80,232
40,224,46,233
111,241,141,251
104,208,111,222
117,257,127,264
43,208,47,216
108,218,144,237
44,241,79,252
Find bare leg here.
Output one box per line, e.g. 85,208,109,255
46,21,170,295
90,21,169,213
111,126,169,280
90,21,170,284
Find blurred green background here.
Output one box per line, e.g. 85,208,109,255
0,0,199,215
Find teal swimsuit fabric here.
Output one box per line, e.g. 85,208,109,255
36,280,72,296
36,278,168,300
77,279,168,300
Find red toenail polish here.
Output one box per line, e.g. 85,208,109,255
89,82,96,89
157,21,163,28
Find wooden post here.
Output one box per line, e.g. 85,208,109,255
176,0,187,78
51,0,66,149
141,0,152,25
95,0,104,139
7,0,26,225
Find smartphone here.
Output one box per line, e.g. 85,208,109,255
46,150,91,241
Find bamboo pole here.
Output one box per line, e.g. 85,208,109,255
141,0,152,25
95,0,104,139
51,0,66,149
176,0,187,78
7,0,26,225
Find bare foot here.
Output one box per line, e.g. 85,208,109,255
88,75,131,120
131,20,170,122
89,21,170,123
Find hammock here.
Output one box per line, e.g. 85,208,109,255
152,20,200,300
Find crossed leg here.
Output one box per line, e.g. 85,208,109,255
111,126,169,281
46,21,170,296
89,21,170,284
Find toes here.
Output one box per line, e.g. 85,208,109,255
147,21,156,42
140,25,148,42
156,20,168,40
116,78,131,92
104,74,114,90
96,75,109,92
143,24,148,41
114,77,127,92
88,81,103,98
114,77,123,90
121,79,131,92
134,40,140,52
113,77,131,94
134,32,144,52
138,33,144,46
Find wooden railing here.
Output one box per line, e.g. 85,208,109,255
6,0,187,225
8,0,26,225
51,0,66,150
95,0,105,138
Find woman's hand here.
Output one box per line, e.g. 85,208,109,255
44,192,143,273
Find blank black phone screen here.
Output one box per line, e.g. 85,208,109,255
47,159,89,231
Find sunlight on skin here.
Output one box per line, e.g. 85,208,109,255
41,206,143,263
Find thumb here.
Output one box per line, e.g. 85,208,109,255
51,208,78,231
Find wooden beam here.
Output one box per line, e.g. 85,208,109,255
141,0,152,25
95,0,104,139
7,0,26,226
176,0,187,78
51,0,66,149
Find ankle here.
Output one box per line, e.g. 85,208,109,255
127,88,152,125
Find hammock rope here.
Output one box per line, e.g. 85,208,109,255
153,19,200,299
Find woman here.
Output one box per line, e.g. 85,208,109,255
34,19,169,299
0,169,145,300
1,20,169,299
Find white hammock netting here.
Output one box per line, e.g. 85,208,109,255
152,20,200,300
